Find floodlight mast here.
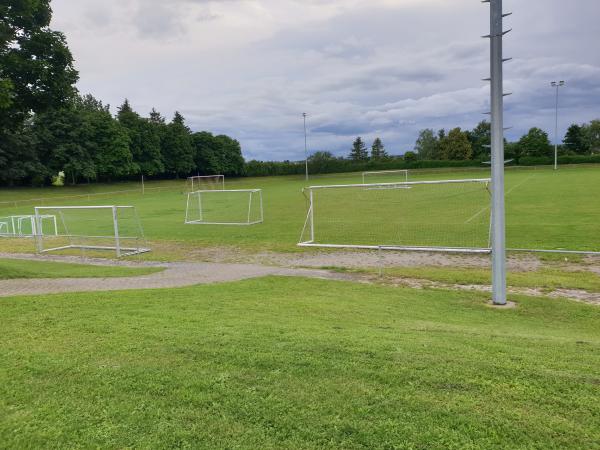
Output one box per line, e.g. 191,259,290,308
484,0,510,305
551,81,565,170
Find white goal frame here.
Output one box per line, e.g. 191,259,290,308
0,214,57,237
185,189,264,226
34,205,150,257
187,175,225,192
362,169,409,184
298,178,492,254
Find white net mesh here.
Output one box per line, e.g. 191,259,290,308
34,206,149,257
185,190,263,225
300,179,491,251
362,170,409,184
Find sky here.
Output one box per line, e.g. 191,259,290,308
51,0,600,161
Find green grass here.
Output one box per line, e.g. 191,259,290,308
0,258,162,279
1,165,599,255
377,266,600,293
1,277,599,449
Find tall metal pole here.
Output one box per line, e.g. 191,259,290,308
303,113,309,181
551,81,565,170
485,0,510,305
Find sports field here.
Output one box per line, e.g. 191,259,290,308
1,165,599,254
1,166,600,448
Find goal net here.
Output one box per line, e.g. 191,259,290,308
0,214,57,237
185,189,263,225
362,169,409,184
299,179,491,252
187,175,225,192
34,206,150,257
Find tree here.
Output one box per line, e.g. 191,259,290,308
403,151,418,163
414,129,439,160
517,127,552,157
439,128,472,160
116,100,163,176
308,151,336,173
349,137,368,161
583,120,600,155
162,111,195,177
371,138,388,160
33,105,96,184
466,121,491,160
563,124,589,155
0,0,78,185
32,95,135,184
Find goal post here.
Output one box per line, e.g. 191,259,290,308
185,189,263,226
33,205,150,257
299,179,492,253
362,169,409,184
186,175,225,192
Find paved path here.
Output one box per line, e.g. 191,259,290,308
0,254,361,298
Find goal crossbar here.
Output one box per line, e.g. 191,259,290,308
305,178,490,190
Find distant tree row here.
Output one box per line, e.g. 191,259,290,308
412,120,600,163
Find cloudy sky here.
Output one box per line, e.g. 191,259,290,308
51,0,600,161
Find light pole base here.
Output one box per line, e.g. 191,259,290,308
487,300,517,309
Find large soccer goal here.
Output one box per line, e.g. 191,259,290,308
299,179,491,253
0,214,57,237
185,189,263,225
33,206,150,257
186,175,225,192
362,169,409,184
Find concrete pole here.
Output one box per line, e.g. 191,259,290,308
488,0,508,305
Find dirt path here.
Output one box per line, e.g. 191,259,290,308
1,253,599,306
0,255,362,298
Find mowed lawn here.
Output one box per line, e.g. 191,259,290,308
0,277,598,448
1,165,599,253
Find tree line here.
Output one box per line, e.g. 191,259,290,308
0,1,243,187
341,120,600,166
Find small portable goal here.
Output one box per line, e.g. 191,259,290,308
185,189,263,226
187,175,225,192
34,205,150,257
362,169,409,184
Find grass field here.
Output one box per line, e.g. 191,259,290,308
1,277,598,448
1,165,599,254
0,258,162,279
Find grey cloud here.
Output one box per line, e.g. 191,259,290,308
51,0,600,160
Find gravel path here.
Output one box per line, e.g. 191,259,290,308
0,255,361,298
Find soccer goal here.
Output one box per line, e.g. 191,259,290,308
185,189,263,225
362,169,409,184
186,175,225,192
33,206,150,257
0,215,57,237
299,179,492,253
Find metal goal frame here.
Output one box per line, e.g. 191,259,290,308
185,189,264,226
298,178,492,254
34,205,150,258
